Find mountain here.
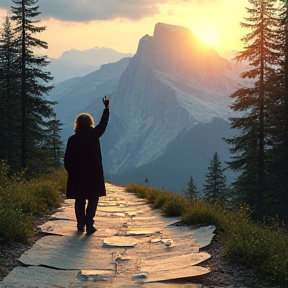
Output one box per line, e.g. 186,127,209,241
110,118,235,192
47,47,133,84
48,57,131,140
101,23,241,188
53,23,243,192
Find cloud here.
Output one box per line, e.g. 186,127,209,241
0,0,220,22
0,0,161,22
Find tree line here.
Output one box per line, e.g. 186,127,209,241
0,0,62,174
185,0,288,223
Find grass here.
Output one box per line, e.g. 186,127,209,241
126,183,288,287
0,161,67,243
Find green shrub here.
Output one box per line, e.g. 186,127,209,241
0,201,33,243
126,184,188,216
162,193,188,217
37,181,61,209
29,180,62,212
41,169,67,195
126,183,149,199
153,190,171,209
0,164,66,243
223,215,288,285
181,199,231,231
0,179,62,216
145,187,162,204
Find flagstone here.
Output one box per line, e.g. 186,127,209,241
192,225,216,248
143,266,210,283
140,252,211,272
125,227,162,236
18,235,116,271
103,236,138,247
0,267,81,288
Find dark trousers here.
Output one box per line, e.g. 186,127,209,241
75,197,99,228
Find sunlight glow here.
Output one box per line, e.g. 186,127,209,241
0,1,248,59
192,23,222,48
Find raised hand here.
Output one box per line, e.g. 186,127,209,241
102,96,110,108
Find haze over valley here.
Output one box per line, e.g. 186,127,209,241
48,47,133,84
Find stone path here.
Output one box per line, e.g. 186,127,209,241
0,183,215,288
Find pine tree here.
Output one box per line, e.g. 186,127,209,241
0,15,21,169
44,113,63,168
264,0,288,220
203,152,226,205
277,0,288,221
10,0,56,171
183,176,198,200
225,0,281,218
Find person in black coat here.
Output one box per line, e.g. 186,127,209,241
64,96,110,234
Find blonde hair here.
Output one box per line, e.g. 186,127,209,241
74,113,94,133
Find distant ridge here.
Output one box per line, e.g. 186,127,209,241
48,47,133,84
57,46,133,66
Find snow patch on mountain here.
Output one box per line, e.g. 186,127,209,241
152,68,233,123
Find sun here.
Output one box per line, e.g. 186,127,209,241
197,29,219,47
191,23,221,48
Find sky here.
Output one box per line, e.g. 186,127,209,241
0,0,248,59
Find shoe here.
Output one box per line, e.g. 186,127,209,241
86,226,97,235
77,225,85,233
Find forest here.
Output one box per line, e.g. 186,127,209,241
0,0,63,174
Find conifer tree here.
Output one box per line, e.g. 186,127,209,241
0,15,21,169
278,0,288,221
44,113,63,168
264,0,288,220
225,0,281,218
203,152,226,205
10,0,56,170
183,176,198,200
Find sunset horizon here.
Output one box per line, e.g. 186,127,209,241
0,0,247,59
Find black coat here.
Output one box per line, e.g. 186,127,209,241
64,108,109,199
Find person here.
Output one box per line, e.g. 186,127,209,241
64,96,110,234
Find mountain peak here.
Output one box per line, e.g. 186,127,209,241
153,22,203,48
154,22,193,37
133,22,228,86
